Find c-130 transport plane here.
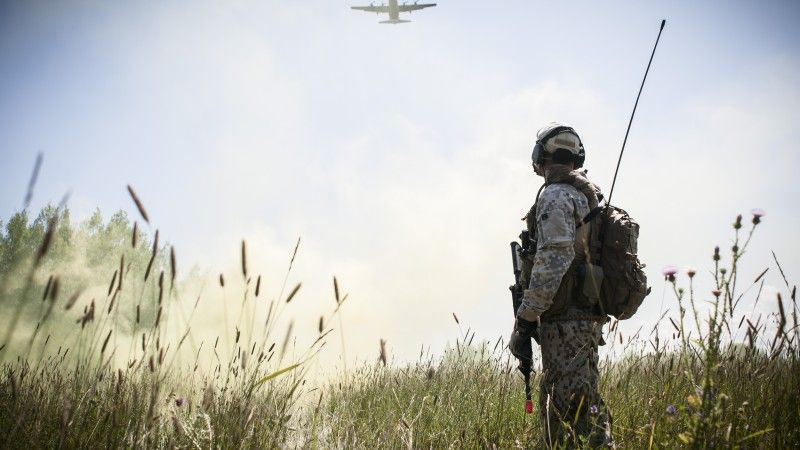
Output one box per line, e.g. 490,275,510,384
351,0,436,24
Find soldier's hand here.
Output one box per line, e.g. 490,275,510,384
508,317,537,361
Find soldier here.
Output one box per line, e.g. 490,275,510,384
508,122,612,448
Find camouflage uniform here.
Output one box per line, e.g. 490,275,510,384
518,180,612,448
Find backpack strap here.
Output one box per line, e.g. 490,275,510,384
576,205,604,229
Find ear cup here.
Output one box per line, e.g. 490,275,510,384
574,148,585,168
531,142,546,165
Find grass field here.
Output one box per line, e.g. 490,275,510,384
1,197,797,449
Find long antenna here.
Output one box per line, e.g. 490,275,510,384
606,19,666,207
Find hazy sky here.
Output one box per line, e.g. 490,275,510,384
2,0,799,367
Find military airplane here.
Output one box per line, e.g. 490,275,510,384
351,0,436,24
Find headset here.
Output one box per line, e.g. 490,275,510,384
531,125,586,170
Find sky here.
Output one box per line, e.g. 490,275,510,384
1,0,799,369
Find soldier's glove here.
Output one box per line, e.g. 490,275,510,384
508,317,537,363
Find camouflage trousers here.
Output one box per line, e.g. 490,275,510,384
538,320,612,448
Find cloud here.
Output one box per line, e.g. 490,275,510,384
3,1,799,369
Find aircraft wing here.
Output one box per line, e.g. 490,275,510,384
397,3,436,11
351,5,390,13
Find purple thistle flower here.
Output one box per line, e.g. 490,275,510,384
589,404,599,415
662,266,678,276
666,404,677,415
662,265,678,282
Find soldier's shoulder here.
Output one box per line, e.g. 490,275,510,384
539,183,591,217
540,183,582,205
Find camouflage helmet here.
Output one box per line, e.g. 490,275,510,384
531,122,585,173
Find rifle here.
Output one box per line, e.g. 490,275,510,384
509,233,538,414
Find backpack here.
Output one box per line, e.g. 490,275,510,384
585,205,650,320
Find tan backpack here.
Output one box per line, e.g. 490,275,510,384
583,206,650,319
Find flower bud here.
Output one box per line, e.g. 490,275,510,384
751,208,765,225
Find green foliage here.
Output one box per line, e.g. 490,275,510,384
0,206,165,347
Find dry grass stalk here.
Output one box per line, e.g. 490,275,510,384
219,274,225,287
318,316,324,333
126,185,150,223
334,277,340,304
255,275,261,297
132,221,138,248
290,237,301,266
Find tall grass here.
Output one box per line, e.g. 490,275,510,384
312,211,799,449
1,185,797,448
0,187,340,449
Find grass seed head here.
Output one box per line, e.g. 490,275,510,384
107,270,117,296
379,339,387,366
101,330,112,354
285,283,302,303
126,185,150,223
49,277,60,302
170,246,176,288
64,289,82,310
241,240,248,278
144,229,159,281
42,275,53,301
35,216,57,266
